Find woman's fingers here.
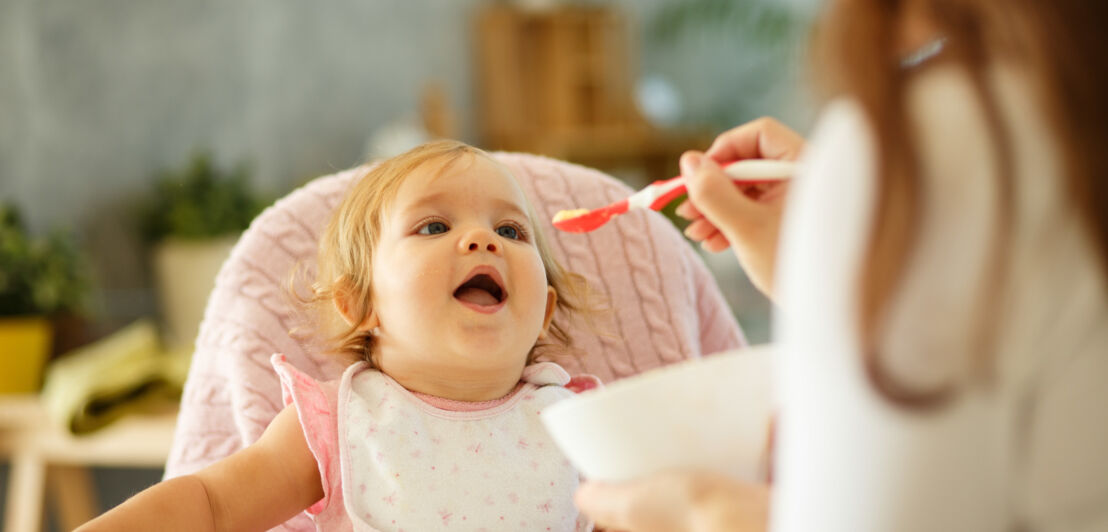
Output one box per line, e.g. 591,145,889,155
676,181,783,223
674,114,803,300
675,199,701,220
682,214,732,253
576,473,770,532
703,232,731,253
684,223,732,253
576,479,694,532
680,150,784,298
705,117,806,164
683,217,718,241
681,153,759,243
575,482,635,529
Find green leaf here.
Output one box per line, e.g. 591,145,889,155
139,151,266,242
0,204,92,316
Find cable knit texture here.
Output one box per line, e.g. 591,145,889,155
163,153,746,531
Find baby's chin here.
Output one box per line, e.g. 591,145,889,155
380,321,543,367
439,337,535,367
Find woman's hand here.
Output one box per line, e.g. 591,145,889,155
575,471,769,532
677,117,806,300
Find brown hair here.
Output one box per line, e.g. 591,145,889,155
295,140,592,367
813,0,1108,405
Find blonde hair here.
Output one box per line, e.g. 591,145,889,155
295,140,591,367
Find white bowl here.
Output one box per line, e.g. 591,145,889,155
541,345,775,483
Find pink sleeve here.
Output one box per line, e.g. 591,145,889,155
271,354,342,517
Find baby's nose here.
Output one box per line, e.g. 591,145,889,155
459,229,499,254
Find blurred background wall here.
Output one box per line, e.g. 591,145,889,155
1,0,818,527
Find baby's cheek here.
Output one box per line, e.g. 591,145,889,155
525,275,554,323
401,262,448,291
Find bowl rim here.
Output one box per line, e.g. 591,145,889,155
544,344,774,417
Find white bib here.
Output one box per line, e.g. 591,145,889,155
337,361,588,531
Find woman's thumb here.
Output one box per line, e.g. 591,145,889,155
680,152,752,238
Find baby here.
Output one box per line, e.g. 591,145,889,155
78,140,598,531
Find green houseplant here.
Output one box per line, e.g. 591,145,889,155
141,152,263,243
141,151,266,349
0,204,92,393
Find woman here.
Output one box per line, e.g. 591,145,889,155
575,0,1108,530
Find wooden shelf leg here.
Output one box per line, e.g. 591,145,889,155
5,451,45,532
47,465,99,531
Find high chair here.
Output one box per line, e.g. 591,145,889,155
163,152,747,531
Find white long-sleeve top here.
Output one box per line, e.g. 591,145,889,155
771,65,1108,532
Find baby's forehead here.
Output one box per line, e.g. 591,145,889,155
396,154,531,210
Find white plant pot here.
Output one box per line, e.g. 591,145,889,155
152,236,238,350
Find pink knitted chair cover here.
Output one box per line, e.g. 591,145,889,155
163,152,746,531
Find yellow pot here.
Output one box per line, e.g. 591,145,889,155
0,316,53,394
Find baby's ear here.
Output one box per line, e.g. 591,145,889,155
332,280,380,332
537,285,558,340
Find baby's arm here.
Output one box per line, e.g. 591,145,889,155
77,405,323,532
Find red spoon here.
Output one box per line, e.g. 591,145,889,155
552,159,796,233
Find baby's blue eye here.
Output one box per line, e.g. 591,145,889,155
418,221,449,235
496,225,520,240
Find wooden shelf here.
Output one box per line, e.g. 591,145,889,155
474,3,709,182
0,395,177,532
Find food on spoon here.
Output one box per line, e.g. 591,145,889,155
552,209,590,223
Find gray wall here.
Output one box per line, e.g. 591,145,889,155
3,0,484,324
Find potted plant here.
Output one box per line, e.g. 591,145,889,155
141,151,266,349
0,204,92,393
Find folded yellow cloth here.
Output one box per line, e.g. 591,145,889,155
41,319,190,434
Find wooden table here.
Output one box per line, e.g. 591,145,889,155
0,396,177,532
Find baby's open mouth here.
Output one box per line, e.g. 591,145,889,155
453,273,505,306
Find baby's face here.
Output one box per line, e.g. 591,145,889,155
368,154,555,379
